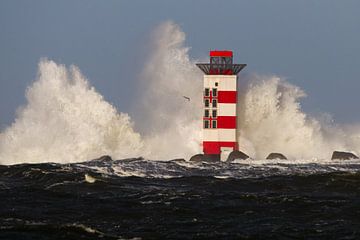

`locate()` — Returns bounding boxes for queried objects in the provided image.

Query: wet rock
[226,150,250,162]
[331,151,359,160]
[189,154,205,162]
[96,155,113,162]
[189,154,221,162]
[266,153,287,160]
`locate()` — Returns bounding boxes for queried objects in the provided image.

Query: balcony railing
[196,63,246,75]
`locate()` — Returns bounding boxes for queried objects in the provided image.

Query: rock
[190,151,250,162]
[96,155,113,162]
[331,151,359,160]
[266,153,287,160]
[189,154,221,162]
[226,150,250,162]
[203,155,220,162]
[189,154,205,162]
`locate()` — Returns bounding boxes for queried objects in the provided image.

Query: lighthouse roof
[210,50,233,57]
[196,50,246,75]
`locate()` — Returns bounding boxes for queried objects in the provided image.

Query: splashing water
[238,75,360,159]
[0,21,360,165]
[0,60,143,164]
[135,21,202,160]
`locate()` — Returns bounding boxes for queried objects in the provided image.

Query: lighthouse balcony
[196,63,246,75]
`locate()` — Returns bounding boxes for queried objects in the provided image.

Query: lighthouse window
[204,88,210,97]
[215,82,218,87]
[212,120,217,129]
[212,110,217,118]
[211,57,220,64]
[212,88,217,97]
[204,120,210,129]
[224,57,232,65]
[204,99,210,107]
[212,99,217,108]
[204,109,209,117]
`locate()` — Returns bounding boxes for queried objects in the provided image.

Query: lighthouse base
[189,151,250,162]
[204,154,220,162]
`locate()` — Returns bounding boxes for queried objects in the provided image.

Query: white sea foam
[134,21,202,160]
[237,75,360,159]
[0,21,360,165]
[0,60,143,164]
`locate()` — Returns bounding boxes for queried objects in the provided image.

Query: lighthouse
[196,50,246,161]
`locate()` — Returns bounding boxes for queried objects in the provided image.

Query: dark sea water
[1,157,360,239]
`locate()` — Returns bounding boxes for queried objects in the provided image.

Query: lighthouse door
[220,147,233,162]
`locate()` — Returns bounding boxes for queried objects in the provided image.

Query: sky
[1,0,360,129]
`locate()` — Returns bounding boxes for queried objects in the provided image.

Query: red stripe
[203,141,238,155]
[210,50,233,57]
[217,116,236,129]
[209,69,233,75]
[218,91,237,103]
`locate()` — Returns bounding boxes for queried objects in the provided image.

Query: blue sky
[1,0,360,128]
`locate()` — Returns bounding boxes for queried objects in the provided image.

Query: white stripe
[203,129,237,142]
[204,75,237,91]
[218,103,236,116]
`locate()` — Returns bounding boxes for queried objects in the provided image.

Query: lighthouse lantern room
[196,51,246,161]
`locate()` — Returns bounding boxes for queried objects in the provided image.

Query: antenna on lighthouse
[194,50,247,162]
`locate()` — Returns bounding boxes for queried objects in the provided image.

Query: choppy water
[1,157,360,239]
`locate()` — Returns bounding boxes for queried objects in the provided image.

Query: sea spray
[0,60,143,164]
[238,74,360,159]
[238,75,331,159]
[135,21,202,160]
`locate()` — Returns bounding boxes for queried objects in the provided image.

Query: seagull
[183,96,190,101]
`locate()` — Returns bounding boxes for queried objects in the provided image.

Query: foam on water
[77,158,360,179]
[1,21,360,165]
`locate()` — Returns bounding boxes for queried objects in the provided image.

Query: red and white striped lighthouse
[196,50,246,161]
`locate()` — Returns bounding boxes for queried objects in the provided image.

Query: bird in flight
[183,96,190,101]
